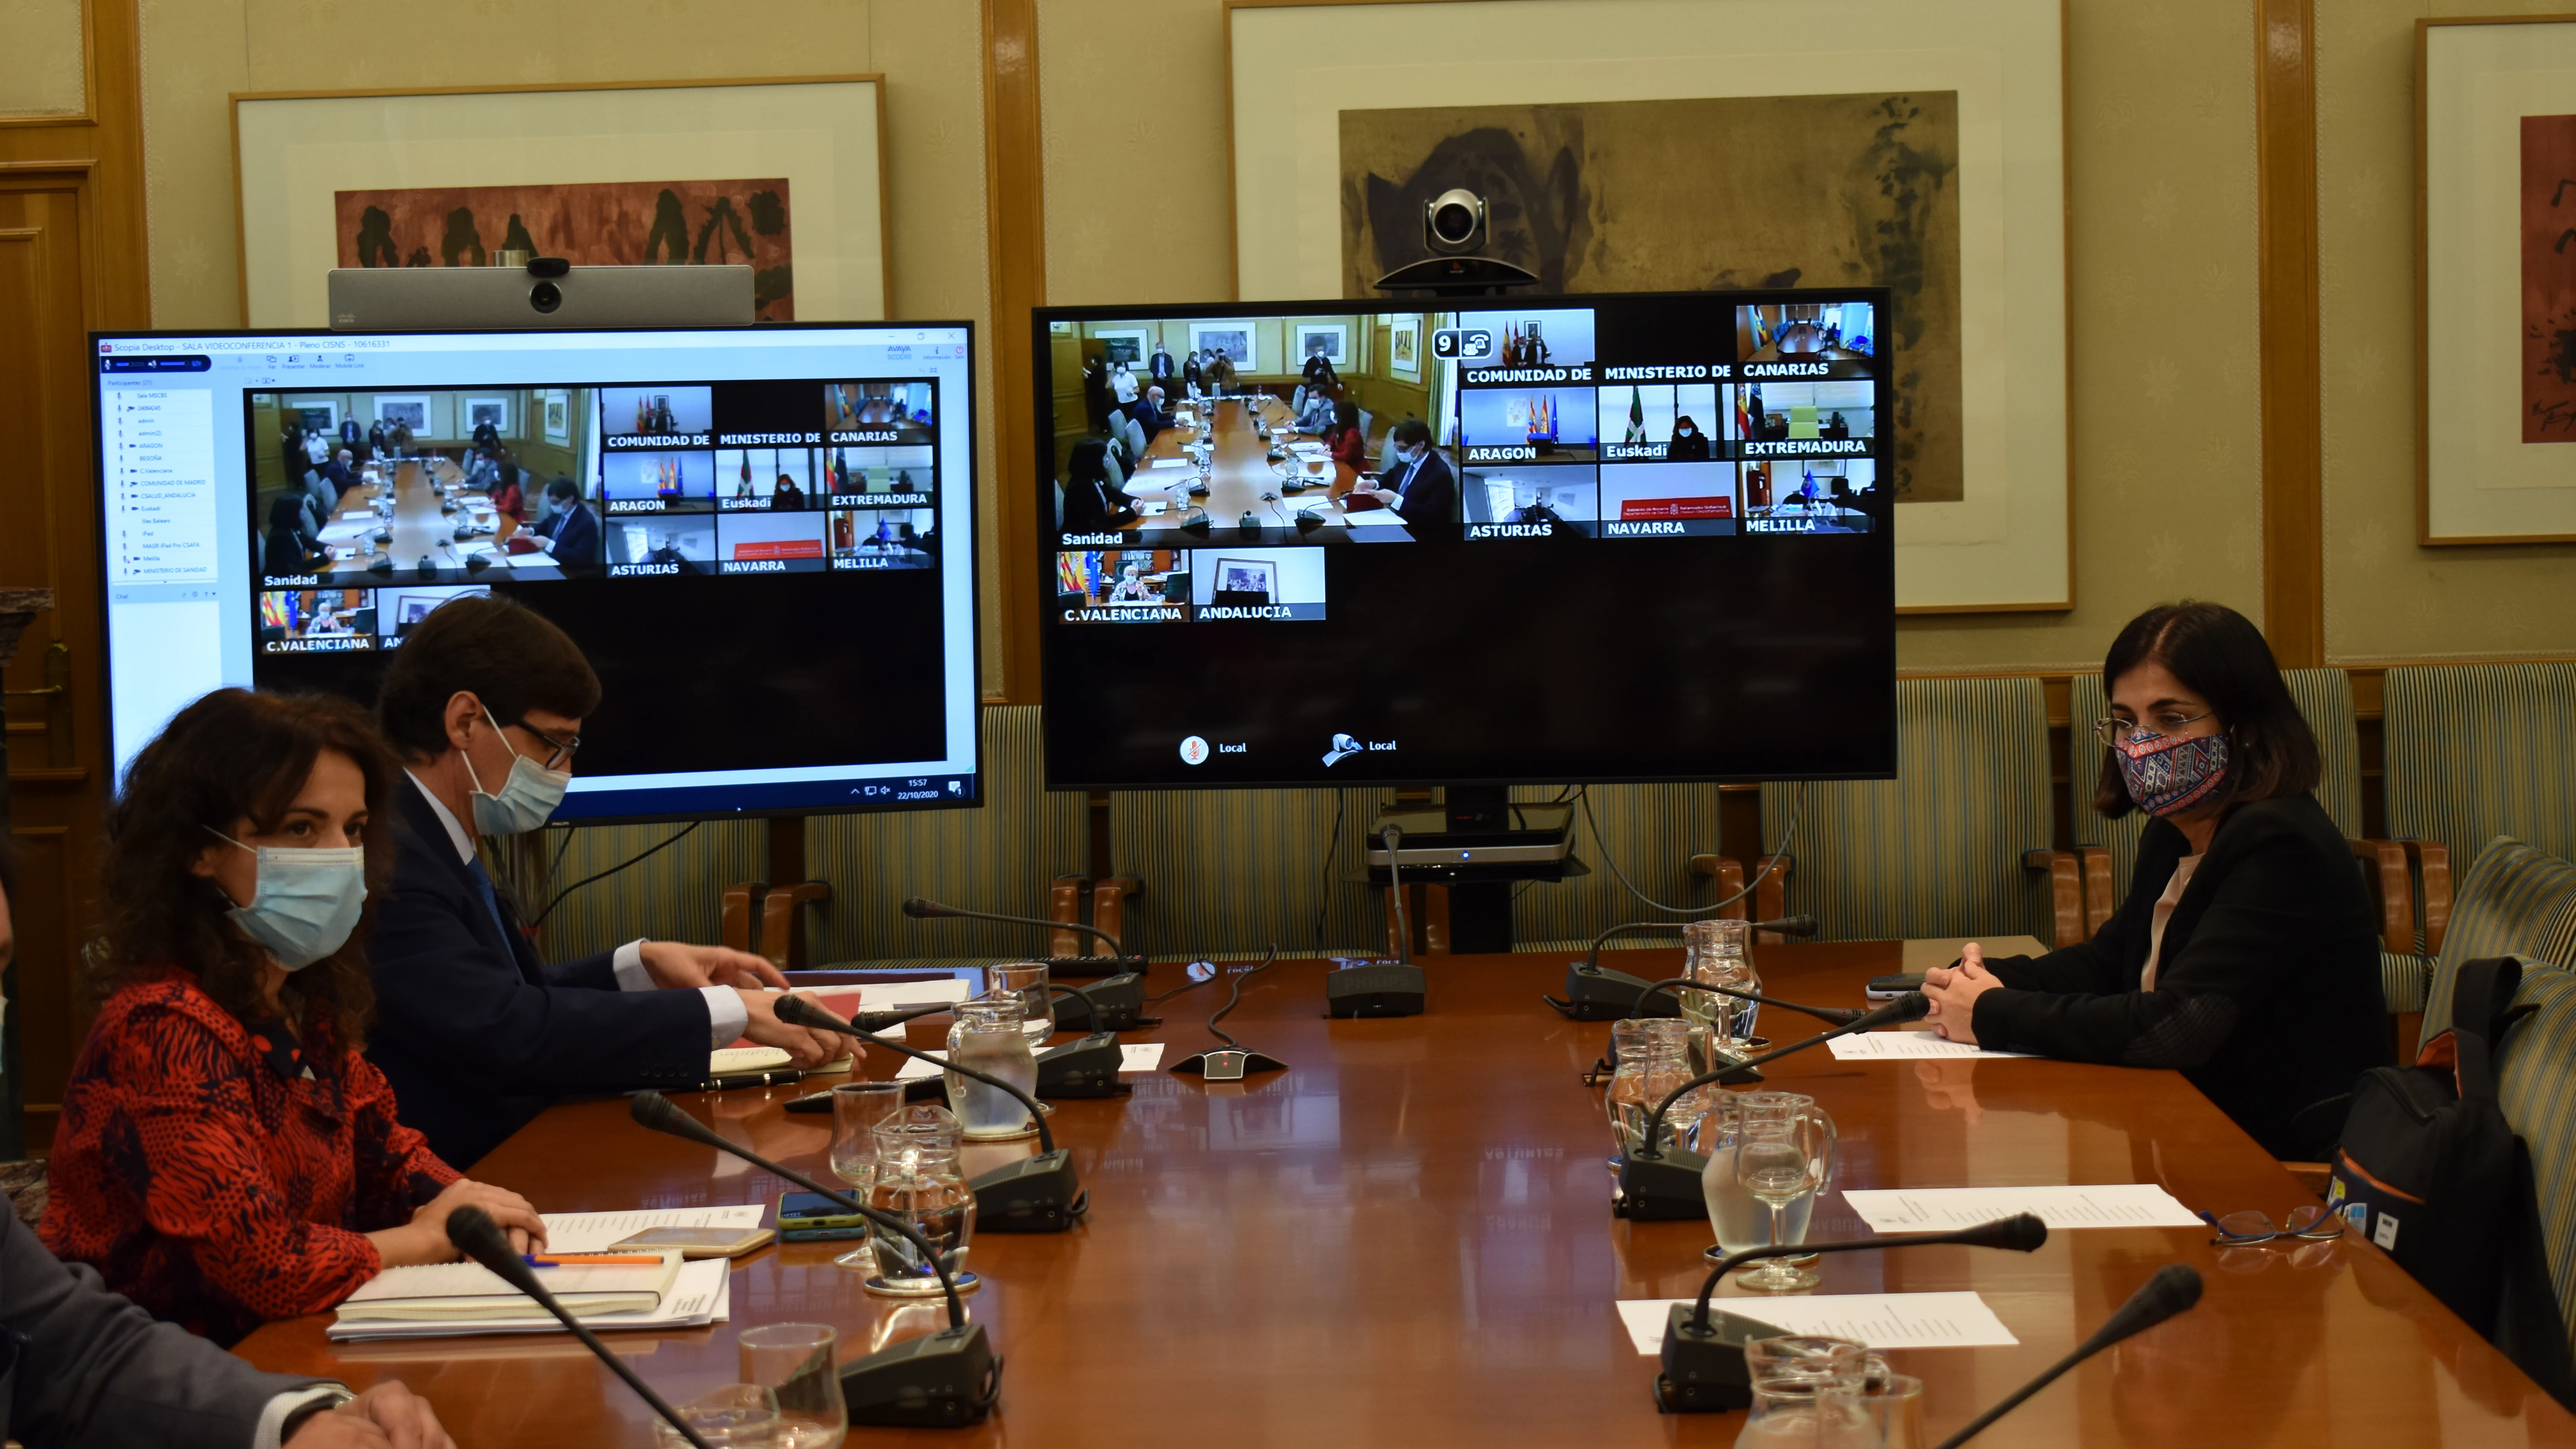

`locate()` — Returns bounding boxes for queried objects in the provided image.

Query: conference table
[1110,392,1408,547]
[314,456,563,583]
[235,945,2572,1446]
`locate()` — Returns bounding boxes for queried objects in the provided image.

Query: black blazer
[539,502,601,568]
[1973,793,2389,1158]
[1061,473,1135,533]
[1384,449,1458,529]
[365,782,708,1167]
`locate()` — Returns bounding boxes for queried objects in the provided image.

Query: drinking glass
[1605,1019,1697,1159]
[1866,1373,1927,1449]
[653,1384,780,1449]
[738,1324,847,1449]
[1683,918,1761,1052]
[1637,1018,1701,1151]
[827,1081,903,1271]
[1736,1337,1875,1449]
[982,963,1056,1040]
[867,1105,977,1296]
[945,999,1039,1139]
[1604,1019,1656,1167]
[1736,1097,1834,1292]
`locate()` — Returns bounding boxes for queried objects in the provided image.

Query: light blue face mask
[210,831,366,970]
[464,707,571,836]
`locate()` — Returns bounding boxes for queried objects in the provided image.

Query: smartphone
[607,1225,777,1258]
[778,1190,869,1243]
[1866,973,1926,1000]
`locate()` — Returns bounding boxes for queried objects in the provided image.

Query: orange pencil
[524,1253,664,1267]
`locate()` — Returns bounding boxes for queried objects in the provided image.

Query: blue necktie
[466,857,513,949]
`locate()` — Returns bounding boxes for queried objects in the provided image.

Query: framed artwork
[1088,328,1151,365]
[1296,323,1350,366]
[372,395,430,432]
[463,397,511,435]
[1227,0,2072,611]
[1214,556,1279,602]
[1388,317,1422,382]
[541,389,571,444]
[2420,19,2576,543]
[232,76,889,327]
[1189,322,1261,375]
[292,400,340,433]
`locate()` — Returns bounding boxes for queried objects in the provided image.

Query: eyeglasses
[511,721,582,770]
[2091,710,2216,748]
[2199,1205,2343,1245]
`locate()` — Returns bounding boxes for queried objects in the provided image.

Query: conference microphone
[1929,1264,2204,1449]
[624,1094,1000,1427]
[899,896,1149,1028]
[1329,827,1425,1018]
[815,993,1123,1099]
[776,994,1085,1233]
[445,1206,717,1449]
[1546,916,1819,1021]
[1613,994,1932,1221]
[1655,1214,2049,1413]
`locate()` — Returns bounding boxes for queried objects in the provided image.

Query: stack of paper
[1839,1184,2202,1232]
[327,1206,761,1342]
[1826,1031,2035,1061]
[337,1253,681,1324]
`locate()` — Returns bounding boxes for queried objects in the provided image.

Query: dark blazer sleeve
[0,1214,325,1449]
[1979,829,2174,996]
[370,814,709,1100]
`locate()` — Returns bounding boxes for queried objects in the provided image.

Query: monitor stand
[1442,785,1516,954]
[1369,786,1579,955]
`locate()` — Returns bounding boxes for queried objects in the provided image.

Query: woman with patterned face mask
[1919,601,2389,1160]
[41,688,548,1346]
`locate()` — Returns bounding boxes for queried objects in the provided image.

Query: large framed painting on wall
[2421,20,2576,544]
[1227,0,2071,612]
[232,76,890,328]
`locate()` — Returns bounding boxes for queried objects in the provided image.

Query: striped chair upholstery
[2386,663,2576,871]
[1510,782,1734,951]
[2417,838,2576,1044]
[805,705,1084,965]
[1755,677,2054,942]
[2488,957,2576,1382]
[2070,667,2366,914]
[1109,786,1383,959]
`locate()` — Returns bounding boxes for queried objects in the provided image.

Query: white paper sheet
[1120,1043,1166,1072]
[1826,1031,2035,1061]
[1148,457,1195,469]
[894,1049,948,1081]
[541,1204,768,1253]
[1839,1184,2202,1233]
[1615,1292,2018,1355]
[1343,508,1408,527]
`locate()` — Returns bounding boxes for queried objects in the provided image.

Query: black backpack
[2329,955,2574,1405]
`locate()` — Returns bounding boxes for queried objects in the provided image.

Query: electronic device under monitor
[1033,291,1894,788]
[92,322,980,821]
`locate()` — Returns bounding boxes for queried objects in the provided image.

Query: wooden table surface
[1115,393,1393,547]
[320,456,559,584]
[234,944,2576,1447]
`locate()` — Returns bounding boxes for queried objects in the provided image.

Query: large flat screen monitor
[1035,292,1893,789]
[94,322,980,822]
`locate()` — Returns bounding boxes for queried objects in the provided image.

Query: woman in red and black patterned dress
[41,688,548,1345]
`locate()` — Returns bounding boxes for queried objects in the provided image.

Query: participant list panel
[105,387,219,584]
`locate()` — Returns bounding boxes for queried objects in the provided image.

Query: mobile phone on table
[778,1190,870,1242]
[606,1225,777,1259]
[1866,973,1926,1000]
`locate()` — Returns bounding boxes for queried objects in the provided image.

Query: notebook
[337,1252,682,1323]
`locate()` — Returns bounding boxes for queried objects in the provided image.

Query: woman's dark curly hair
[92,688,393,1049]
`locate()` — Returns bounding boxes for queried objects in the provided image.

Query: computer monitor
[94,323,981,821]
[1034,292,1893,788]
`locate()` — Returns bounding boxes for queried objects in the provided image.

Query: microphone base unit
[1033,1032,1128,1097]
[1653,1304,1793,1413]
[1613,1142,1763,1221]
[1550,961,1686,1021]
[1324,962,1426,1018]
[1043,954,1148,981]
[1170,1048,1289,1081]
[1051,972,1149,1032]
[964,1148,1084,1233]
[841,1322,999,1428]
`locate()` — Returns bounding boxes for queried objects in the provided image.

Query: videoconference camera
[1424,188,1488,255]
[327,259,753,331]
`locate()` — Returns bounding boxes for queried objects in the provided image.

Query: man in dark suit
[338,413,365,458]
[1148,342,1176,380]
[0,849,456,1449]
[471,417,501,450]
[1130,385,1177,447]
[320,447,360,501]
[1352,419,1456,528]
[531,477,601,568]
[365,597,839,1166]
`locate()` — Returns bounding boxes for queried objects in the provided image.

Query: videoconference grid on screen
[1036,290,1895,790]
[96,324,981,821]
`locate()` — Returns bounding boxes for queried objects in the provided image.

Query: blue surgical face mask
[209,830,366,970]
[464,707,572,836]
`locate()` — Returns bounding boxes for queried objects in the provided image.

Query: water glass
[1605,1018,1697,1158]
[982,962,1056,1039]
[945,999,1039,1139]
[1866,1373,1927,1449]
[738,1323,847,1449]
[1683,917,1760,1050]
[827,1081,904,1270]
[868,1105,976,1295]
[653,1384,779,1448]
[1736,1094,1837,1292]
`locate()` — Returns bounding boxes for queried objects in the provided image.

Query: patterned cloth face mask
[2115,730,2231,817]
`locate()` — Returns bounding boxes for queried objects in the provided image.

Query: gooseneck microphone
[1330,826,1427,1018]
[1929,1264,2204,1448]
[1383,826,1411,966]
[1613,994,1931,1221]
[446,1206,715,1449]
[625,1094,1000,1427]
[776,994,1085,1233]
[1546,916,1818,1021]
[1654,1214,2048,1413]
[899,896,1148,1030]
[1622,976,1869,1027]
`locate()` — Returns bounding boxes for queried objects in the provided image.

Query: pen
[525,1253,665,1267]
